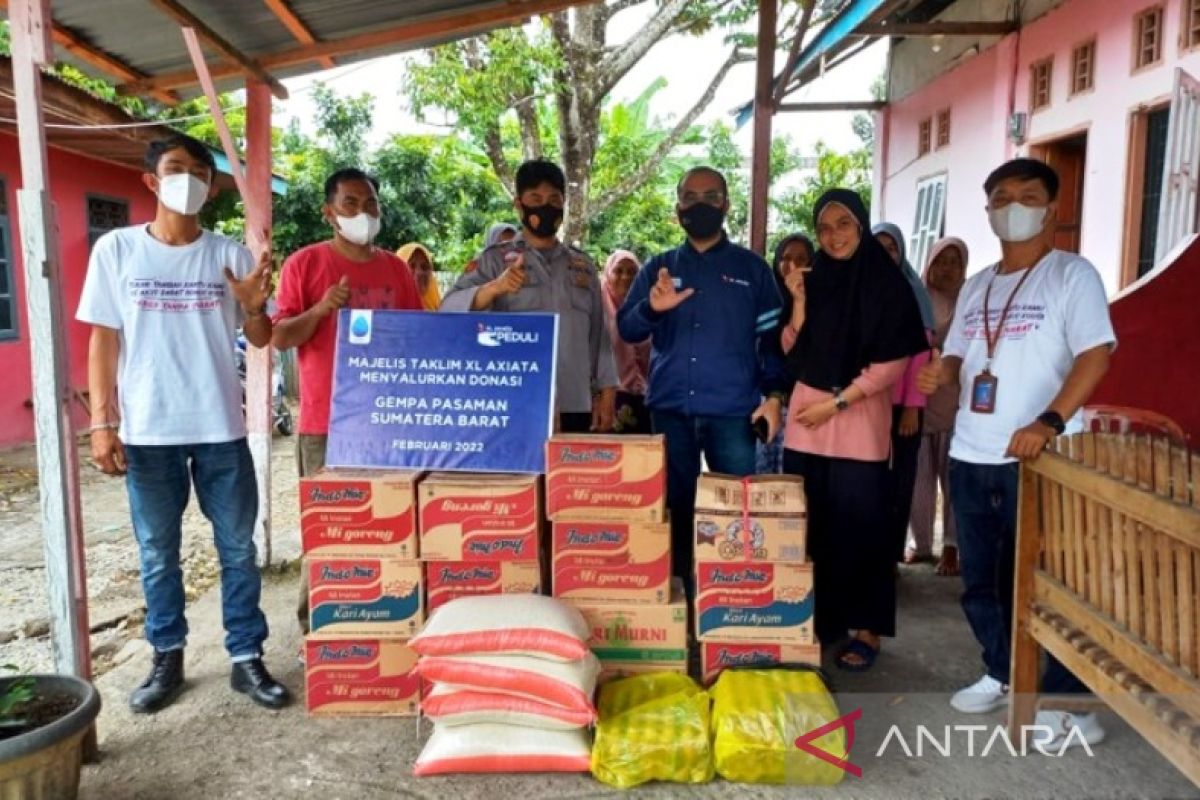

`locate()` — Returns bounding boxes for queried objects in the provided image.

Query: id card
[970,371,998,414]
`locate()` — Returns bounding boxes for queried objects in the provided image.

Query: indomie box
[545,435,666,522]
[300,470,421,558]
[418,473,541,561]
[304,638,421,716]
[551,520,671,603]
[565,580,687,663]
[424,560,541,613]
[694,561,814,644]
[699,641,821,684]
[307,557,424,638]
[694,473,806,563]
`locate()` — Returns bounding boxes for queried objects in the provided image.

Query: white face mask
[158,173,209,216]
[988,203,1048,242]
[335,212,381,246]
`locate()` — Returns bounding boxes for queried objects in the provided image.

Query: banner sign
[326,310,558,473]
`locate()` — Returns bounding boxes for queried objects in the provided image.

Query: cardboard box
[418,473,541,561]
[598,660,689,684]
[551,520,671,603]
[304,638,421,716]
[699,641,822,684]
[307,557,424,638]
[425,560,541,613]
[545,435,666,522]
[566,580,688,663]
[695,561,814,644]
[694,473,807,562]
[300,470,421,559]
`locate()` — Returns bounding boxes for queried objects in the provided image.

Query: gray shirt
[442,233,617,414]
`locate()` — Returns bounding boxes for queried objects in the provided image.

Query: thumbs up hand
[917,348,947,396]
[318,274,352,318]
[648,267,694,313]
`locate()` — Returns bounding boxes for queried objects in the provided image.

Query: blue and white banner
[326,310,558,473]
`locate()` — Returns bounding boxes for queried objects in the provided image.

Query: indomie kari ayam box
[694,561,814,644]
[300,469,421,559]
[693,473,807,563]
[699,641,822,684]
[307,557,424,638]
[417,472,541,561]
[304,638,421,716]
[424,560,541,613]
[545,435,666,522]
[551,520,671,603]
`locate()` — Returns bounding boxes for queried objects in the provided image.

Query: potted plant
[0,666,101,800]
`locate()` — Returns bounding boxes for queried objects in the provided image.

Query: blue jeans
[651,411,756,586]
[124,439,268,659]
[949,459,1081,693]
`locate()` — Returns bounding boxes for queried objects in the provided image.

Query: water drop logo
[348,310,373,345]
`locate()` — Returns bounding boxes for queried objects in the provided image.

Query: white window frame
[1154,67,1200,265]
[910,173,948,275]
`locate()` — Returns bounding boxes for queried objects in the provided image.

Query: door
[1154,67,1200,264]
[1034,134,1087,253]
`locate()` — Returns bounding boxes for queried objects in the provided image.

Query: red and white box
[418,473,540,561]
[545,435,666,522]
[694,473,807,563]
[304,638,421,716]
[551,520,671,604]
[300,470,421,559]
[699,641,821,684]
[307,557,424,638]
[694,561,814,644]
[424,560,541,613]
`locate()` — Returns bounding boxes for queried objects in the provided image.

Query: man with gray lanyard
[918,158,1115,752]
[442,159,617,432]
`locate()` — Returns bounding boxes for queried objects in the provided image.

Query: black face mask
[677,202,725,240]
[519,203,563,238]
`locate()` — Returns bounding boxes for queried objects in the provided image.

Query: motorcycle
[235,332,293,436]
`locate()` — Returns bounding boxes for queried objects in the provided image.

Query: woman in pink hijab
[602,249,651,433]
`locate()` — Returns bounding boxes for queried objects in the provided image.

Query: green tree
[773,139,872,237]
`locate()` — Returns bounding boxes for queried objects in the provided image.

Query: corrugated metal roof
[2,1,595,101]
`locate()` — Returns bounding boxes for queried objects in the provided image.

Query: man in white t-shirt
[77,134,291,713]
[919,158,1115,751]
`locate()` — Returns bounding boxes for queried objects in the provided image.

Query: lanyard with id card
[971,264,1037,414]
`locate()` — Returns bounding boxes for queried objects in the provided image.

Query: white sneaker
[1029,711,1105,754]
[950,674,1010,713]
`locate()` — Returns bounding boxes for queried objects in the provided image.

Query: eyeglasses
[679,190,726,207]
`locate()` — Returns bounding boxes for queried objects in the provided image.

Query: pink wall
[878,0,1200,292]
[0,134,157,447]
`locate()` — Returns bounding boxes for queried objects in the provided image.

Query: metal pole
[749,0,778,256]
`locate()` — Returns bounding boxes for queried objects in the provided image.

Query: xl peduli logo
[348,310,373,344]
[476,322,540,347]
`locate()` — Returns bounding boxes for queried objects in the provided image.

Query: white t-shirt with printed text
[76,225,253,446]
[943,249,1116,465]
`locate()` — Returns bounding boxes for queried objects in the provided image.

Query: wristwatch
[834,392,849,412]
[1037,410,1066,435]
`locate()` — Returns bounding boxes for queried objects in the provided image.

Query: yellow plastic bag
[710,668,847,785]
[590,672,714,789]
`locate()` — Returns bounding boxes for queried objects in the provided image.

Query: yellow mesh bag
[591,672,714,789]
[710,668,848,785]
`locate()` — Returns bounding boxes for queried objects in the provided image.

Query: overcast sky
[270,5,887,161]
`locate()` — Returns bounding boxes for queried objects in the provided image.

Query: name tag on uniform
[571,271,591,288]
[672,277,682,289]
[970,371,998,414]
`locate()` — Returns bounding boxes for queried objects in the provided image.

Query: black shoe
[231,658,291,709]
[129,649,185,714]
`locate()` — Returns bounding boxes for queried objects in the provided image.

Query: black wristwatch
[1037,411,1066,435]
[834,392,849,412]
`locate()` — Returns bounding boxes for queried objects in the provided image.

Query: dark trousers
[559,412,593,434]
[651,411,756,586]
[784,448,895,642]
[888,405,924,560]
[949,458,1083,692]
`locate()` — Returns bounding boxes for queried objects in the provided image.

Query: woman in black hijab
[779,189,928,671]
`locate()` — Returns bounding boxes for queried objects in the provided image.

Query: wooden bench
[1010,432,1200,786]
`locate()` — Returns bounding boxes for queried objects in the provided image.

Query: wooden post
[1009,463,1042,736]
[748,0,777,256]
[244,80,274,567]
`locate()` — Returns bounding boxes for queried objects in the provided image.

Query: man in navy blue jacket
[618,166,786,585]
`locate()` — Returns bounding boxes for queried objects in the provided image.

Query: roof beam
[0,0,179,104]
[856,21,1018,37]
[778,100,886,112]
[145,0,290,99]
[261,0,335,70]
[119,0,587,96]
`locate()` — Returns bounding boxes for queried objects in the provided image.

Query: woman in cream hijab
[397,242,440,311]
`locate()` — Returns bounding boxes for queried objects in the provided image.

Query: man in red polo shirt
[272,167,423,633]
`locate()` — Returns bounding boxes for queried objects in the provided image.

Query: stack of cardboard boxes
[300,470,424,716]
[692,473,819,684]
[545,435,687,682]
[417,472,543,612]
